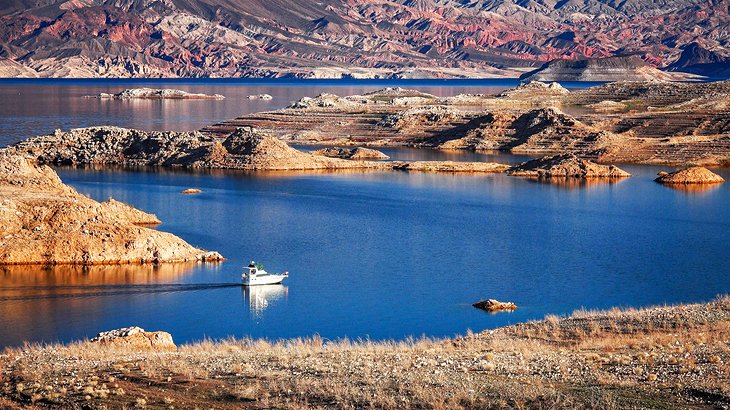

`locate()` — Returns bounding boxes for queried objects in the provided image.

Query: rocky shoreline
[203,82,730,167]
[4,126,510,174]
[1,297,727,408]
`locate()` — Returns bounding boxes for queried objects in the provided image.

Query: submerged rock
[508,154,631,178]
[312,147,390,160]
[87,88,224,100]
[655,166,725,184]
[90,327,176,351]
[473,299,517,312]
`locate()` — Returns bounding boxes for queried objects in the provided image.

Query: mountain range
[0,0,729,78]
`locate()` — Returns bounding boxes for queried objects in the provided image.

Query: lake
[0,80,728,348]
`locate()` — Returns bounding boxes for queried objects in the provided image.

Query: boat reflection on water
[242,284,288,319]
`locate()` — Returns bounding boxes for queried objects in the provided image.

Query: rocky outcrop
[473,299,517,312]
[508,154,631,179]
[520,56,692,82]
[498,81,569,99]
[312,147,390,160]
[0,153,223,265]
[288,93,357,109]
[378,106,462,131]
[86,88,224,100]
[90,327,176,351]
[435,108,621,156]
[655,167,725,184]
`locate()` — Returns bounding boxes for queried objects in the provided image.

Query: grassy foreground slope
[1,296,729,409]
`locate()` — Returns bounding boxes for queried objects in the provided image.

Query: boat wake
[0,283,243,301]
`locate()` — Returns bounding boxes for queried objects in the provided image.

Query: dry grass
[1,296,729,409]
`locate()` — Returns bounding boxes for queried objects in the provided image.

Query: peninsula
[0,153,222,265]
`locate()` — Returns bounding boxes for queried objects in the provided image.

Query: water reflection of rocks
[243,285,288,320]
[521,176,628,190]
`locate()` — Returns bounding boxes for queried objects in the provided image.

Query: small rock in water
[473,299,518,312]
[198,251,224,262]
[247,94,273,100]
[181,188,202,194]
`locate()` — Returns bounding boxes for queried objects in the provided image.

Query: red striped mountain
[0,0,728,78]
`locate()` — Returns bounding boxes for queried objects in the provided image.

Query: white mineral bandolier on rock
[242,261,288,286]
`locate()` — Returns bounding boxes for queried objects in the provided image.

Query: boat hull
[242,274,287,286]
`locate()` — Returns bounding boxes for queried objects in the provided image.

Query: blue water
[1,161,729,347]
[0,80,728,348]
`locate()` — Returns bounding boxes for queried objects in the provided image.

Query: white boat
[242,261,288,286]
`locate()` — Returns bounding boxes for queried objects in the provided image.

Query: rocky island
[86,88,225,100]
[655,167,725,185]
[0,153,222,265]
[508,154,631,179]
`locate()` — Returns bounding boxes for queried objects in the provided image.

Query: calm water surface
[0,80,727,347]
